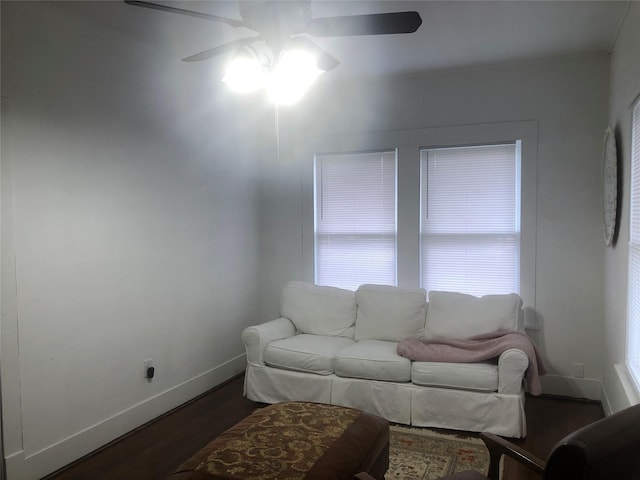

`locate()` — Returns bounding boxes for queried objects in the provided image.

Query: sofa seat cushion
[265,334,355,375]
[411,361,498,392]
[334,340,411,382]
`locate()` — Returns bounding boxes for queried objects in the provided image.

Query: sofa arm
[498,348,528,395]
[242,317,297,367]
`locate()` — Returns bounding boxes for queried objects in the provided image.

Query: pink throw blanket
[397,331,547,395]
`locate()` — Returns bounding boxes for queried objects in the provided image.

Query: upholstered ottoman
[168,401,390,480]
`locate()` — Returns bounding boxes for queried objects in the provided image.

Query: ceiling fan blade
[306,11,422,37]
[182,36,263,63]
[124,1,245,28]
[287,37,340,72]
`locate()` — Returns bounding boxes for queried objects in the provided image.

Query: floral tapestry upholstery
[169,401,390,480]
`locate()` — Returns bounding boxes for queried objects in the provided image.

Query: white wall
[603,2,640,414]
[1,2,267,478]
[259,53,609,400]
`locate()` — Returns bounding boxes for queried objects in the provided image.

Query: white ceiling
[310,0,630,77]
[55,0,631,79]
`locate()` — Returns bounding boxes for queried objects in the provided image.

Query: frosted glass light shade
[266,50,322,105]
[222,56,265,93]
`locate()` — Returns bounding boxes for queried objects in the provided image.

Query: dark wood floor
[43,374,604,480]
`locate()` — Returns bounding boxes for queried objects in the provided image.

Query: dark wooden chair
[357,402,640,480]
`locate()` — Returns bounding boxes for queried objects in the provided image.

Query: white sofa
[242,282,530,437]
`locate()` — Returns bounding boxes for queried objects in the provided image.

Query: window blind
[420,143,520,296]
[628,100,640,391]
[314,150,397,290]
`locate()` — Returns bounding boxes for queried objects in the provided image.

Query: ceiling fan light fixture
[126,1,423,102]
[266,49,322,105]
[222,48,266,93]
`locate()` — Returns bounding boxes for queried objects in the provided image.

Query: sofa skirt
[244,364,527,437]
[410,388,526,437]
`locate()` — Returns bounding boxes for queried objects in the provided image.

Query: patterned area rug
[387,425,490,479]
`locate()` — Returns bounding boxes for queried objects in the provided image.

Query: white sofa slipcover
[243,282,530,437]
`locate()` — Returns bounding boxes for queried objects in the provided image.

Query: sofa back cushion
[355,284,428,341]
[280,281,356,337]
[425,291,523,340]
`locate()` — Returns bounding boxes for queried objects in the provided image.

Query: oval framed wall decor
[602,126,618,247]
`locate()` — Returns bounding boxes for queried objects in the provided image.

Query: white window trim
[300,121,538,311]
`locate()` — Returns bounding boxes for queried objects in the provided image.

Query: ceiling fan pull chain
[275,103,280,161]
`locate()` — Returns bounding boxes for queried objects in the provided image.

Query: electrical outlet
[573,362,584,379]
[144,358,154,380]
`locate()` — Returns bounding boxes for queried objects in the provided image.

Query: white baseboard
[539,374,602,401]
[5,354,247,480]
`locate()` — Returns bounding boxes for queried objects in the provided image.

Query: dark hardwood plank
[43,376,604,480]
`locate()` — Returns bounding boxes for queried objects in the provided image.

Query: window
[314,150,397,290]
[305,121,536,305]
[628,99,640,391]
[420,143,520,296]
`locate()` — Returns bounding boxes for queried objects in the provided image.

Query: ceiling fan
[124,0,423,71]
